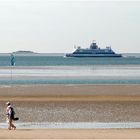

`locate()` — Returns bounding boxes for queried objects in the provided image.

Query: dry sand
[1,128,140,139]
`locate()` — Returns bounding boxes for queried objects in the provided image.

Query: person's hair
[6,102,11,106]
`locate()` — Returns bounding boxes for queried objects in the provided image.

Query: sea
[0,53,140,84]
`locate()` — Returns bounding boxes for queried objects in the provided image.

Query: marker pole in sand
[10,53,15,84]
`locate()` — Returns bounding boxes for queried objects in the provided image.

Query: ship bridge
[90,42,98,49]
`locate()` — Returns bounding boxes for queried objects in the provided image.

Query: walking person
[6,102,16,130]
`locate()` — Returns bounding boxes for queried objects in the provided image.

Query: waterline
[1,122,140,129]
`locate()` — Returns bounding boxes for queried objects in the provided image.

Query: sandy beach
[1,128,140,139]
[0,84,140,139]
[0,84,140,101]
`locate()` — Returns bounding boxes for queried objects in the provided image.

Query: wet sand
[1,101,140,122]
[0,84,140,139]
[0,84,140,98]
[0,84,140,122]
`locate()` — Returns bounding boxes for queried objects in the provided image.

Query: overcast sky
[0,0,140,53]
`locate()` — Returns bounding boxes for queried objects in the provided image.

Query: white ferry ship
[66,41,122,57]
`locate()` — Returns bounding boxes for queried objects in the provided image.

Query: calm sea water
[0,53,140,66]
[0,53,140,84]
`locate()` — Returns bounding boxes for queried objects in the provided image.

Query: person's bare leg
[10,120,16,129]
[8,119,12,130]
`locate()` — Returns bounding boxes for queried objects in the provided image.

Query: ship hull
[65,53,122,57]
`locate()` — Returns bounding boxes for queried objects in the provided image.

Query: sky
[0,0,140,53]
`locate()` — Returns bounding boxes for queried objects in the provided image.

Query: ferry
[65,41,122,57]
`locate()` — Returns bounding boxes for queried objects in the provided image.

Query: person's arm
[8,108,12,118]
[6,107,9,115]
